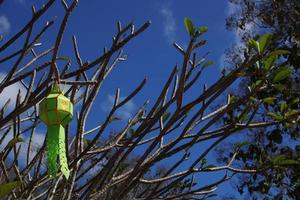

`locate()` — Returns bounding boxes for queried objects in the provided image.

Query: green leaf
[285,109,299,117]
[263,97,276,105]
[270,49,290,57]
[272,155,300,166]
[250,80,263,90]
[254,79,263,87]
[234,141,253,149]
[271,155,286,164]
[193,40,206,49]
[263,55,277,71]
[198,26,208,33]
[184,17,194,36]
[5,137,24,149]
[272,66,292,83]
[290,98,300,106]
[249,96,257,102]
[273,83,286,92]
[278,159,300,166]
[0,181,22,199]
[280,101,288,113]
[267,112,284,120]
[229,95,237,103]
[248,39,260,52]
[202,60,214,68]
[237,106,251,123]
[284,122,292,128]
[257,33,272,54]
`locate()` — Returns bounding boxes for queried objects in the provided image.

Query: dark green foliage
[219,0,300,198]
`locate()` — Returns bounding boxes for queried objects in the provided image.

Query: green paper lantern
[39,82,73,179]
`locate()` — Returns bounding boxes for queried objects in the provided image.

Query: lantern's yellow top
[39,82,73,127]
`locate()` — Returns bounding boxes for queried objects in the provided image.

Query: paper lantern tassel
[39,82,73,179]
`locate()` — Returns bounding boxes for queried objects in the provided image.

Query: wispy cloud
[25,131,45,162]
[0,129,45,168]
[227,2,238,16]
[101,95,136,119]
[0,72,43,167]
[0,73,26,111]
[0,16,11,35]
[226,2,255,44]
[218,2,256,69]
[160,3,176,43]
[226,2,241,44]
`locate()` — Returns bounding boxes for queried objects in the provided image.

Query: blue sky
[0,0,244,198]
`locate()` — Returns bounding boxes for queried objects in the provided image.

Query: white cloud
[0,73,26,111]
[101,94,136,119]
[0,129,45,168]
[218,2,256,70]
[27,131,45,157]
[226,2,241,44]
[226,2,255,45]
[160,3,176,43]
[0,16,10,35]
[0,72,44,167]
[226,2,238,16]
[235,23,255,44]
[20,131,45,165]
